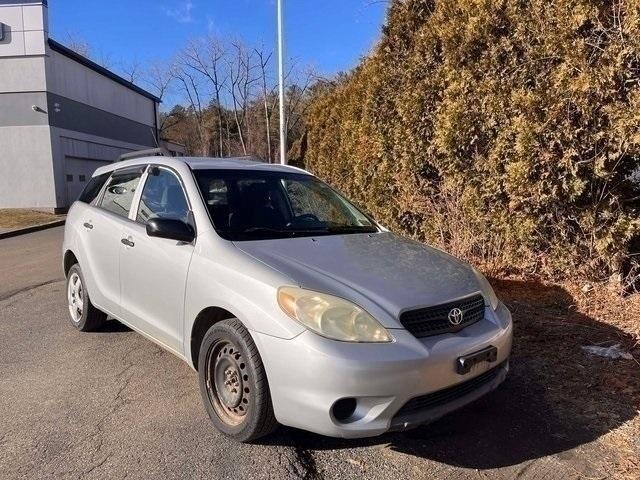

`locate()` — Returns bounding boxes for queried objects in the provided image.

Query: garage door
[64,157,111,206]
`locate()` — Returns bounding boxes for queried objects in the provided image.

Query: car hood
[233,232,483,329]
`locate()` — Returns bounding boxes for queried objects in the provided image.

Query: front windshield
[193,169,378,241]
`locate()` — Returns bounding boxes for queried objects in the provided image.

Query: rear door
[80,166,145,317]
[119,166,195,354]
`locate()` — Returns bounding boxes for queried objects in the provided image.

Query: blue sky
[49,0,387,79]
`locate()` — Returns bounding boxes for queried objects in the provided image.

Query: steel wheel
[198,319,278,441]
[205,339,251,426]
[67,272,84,323]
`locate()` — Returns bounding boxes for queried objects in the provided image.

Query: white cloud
[165,0,195,23]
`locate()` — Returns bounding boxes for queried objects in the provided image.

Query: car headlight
[472,268,500,310]
[277,286,392,343]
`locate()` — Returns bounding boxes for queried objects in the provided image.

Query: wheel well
[63,250,78,277]
[191,307,236,370]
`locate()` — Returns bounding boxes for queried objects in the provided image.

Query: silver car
[62,154,512,441]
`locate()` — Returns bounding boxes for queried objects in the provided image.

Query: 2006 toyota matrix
[62,154,512,441]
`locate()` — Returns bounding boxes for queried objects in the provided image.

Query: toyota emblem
[448,308,464,326]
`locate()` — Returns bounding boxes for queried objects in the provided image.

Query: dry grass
[0,209,61,231]
[568,283,640,480]
[494,277,640,478]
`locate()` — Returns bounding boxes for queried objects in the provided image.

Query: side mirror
[146,218,195,243]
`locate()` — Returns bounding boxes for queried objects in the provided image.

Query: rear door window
[99,167,145,218]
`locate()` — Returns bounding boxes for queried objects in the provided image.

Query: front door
[119,166,194,354]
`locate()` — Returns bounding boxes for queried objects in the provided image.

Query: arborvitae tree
[305,0,640,282]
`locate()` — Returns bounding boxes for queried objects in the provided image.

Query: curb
[0,219,66,240]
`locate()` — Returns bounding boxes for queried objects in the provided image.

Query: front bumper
[252,302,513,438]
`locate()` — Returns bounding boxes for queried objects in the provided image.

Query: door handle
[121,238,135,247]
[83,222,93,230]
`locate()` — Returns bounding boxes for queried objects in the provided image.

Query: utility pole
[277,0,287,165]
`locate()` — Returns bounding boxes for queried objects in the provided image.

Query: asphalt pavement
[0,226,64,301]
[0,227,616,479]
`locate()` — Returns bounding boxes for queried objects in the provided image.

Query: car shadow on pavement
[265,280,639,470]
[93,319,133,333]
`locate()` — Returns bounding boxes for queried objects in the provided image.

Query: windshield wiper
[235,227,327,237]
[229,225,378,239]
[237,227,296,236]
[325,225,379,234]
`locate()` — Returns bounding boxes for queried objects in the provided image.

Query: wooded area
[160,37,313,162]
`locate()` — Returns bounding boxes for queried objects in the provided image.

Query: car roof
[93,156,312,177]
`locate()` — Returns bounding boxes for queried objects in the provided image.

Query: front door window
[136,167,190,225]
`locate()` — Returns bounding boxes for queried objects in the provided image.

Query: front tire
[198,319,278,442]
[66,264,107,332]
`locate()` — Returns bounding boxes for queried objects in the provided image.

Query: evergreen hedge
[305,0,640,281]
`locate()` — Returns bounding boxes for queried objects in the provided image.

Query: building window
[66,175,73,182]
[79,175,86,182]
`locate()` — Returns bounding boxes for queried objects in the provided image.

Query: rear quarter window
[78,173,110,205]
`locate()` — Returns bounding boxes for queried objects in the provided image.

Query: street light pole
[277,0,287,165]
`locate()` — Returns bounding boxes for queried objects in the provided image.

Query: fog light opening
[332,398,357,423]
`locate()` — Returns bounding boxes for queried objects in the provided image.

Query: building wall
[0,126,57,208]
[44,48,159,209]
[0,1,160,210]
[0,0,47,58]
[0,1,56,209]
[0,56,47,92]
[45,49,157,128]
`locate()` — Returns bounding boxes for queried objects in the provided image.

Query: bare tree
[207,39,228,157]
[120,57,143,84]
[62,31,113,68]
[63,32,92,58]
[143,62,176,133]
[255,47,274,163]
[145,62,173,101]
[226,42,256,155]
[285,67,316,138]
[181,37,228,157]
[172,58,210,156]
[162,36,315,161]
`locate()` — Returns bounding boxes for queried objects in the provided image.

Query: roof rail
[118,147,171,162]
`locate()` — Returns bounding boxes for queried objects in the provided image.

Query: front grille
[399,294,485,338]
[395,361,506,418]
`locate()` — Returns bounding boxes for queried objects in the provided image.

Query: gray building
[0,0,162,212]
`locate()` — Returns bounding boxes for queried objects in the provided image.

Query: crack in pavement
[80,452,114,478]
[0,279,63,302]
[37,345,139,479]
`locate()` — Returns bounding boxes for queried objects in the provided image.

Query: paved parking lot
[0,228,626,479]
[0,227,63,301]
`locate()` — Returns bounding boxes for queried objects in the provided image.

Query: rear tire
[198,319,279,442]
[66,264,107,332]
